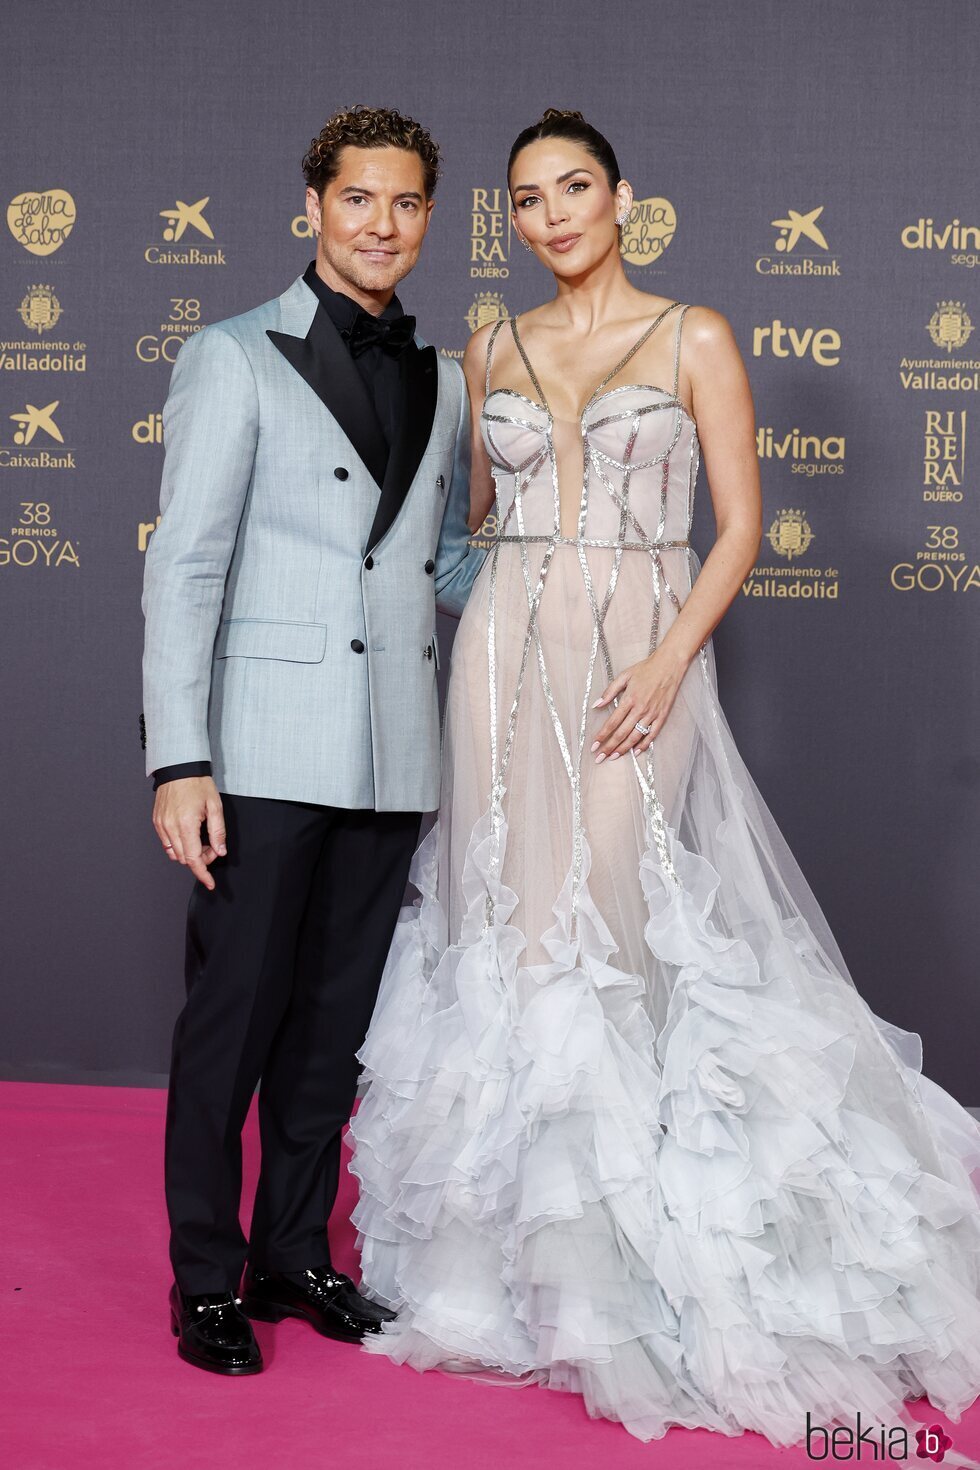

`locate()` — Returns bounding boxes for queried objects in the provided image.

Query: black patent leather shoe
[241,1265,396,1344]
[169,1283,263,1375]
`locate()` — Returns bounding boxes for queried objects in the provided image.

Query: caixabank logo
[755,205,841,277]
[145,198,225,265]
[6,189,76,255]
[0,398,76,469]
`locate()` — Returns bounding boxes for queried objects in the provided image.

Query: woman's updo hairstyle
[507,108,621,196]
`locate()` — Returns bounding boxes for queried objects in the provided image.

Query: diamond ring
[633,721,652,736]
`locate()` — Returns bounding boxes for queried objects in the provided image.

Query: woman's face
[509,137,631,277]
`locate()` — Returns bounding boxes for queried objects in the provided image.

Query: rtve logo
[752,320,841,366]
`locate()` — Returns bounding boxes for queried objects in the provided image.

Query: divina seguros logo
[901,216,980,269]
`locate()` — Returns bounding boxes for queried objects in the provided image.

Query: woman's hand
[591,645,690,762]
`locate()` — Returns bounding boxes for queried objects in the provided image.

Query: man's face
[306,145,434,307]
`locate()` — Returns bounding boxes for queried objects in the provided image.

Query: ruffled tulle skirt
[347,545,980,1448]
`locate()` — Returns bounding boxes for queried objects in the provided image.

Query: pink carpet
[1,1081,977,1470]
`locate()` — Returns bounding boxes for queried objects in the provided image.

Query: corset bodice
[479,303,700,549]
[481,382,699,545]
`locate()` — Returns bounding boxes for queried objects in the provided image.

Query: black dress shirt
[301,258,410,455]
[150,263,413,791]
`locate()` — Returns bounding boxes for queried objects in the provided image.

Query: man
[141,105,484,1376]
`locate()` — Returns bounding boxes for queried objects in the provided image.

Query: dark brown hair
[303,105,441,199]
[507,108,621,197]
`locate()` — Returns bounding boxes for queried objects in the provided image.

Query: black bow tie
[347,309,416,359]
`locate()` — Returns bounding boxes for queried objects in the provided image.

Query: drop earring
[518,233,532,251]
[615,209,629,227]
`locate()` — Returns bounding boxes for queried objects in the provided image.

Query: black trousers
[163,791,421,1295]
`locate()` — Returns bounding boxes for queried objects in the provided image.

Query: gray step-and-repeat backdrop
[1,1,977,1099]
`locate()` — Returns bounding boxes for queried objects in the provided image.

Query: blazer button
[364,555,374,570]
[350,638,365,654]
[334,466,349,481]
[424,559,435,574]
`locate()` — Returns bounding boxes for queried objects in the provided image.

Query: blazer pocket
[214,618,327,662]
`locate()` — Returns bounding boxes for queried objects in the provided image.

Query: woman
[348,109,980,1448]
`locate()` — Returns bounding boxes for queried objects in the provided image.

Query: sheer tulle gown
[348,304,980,1447]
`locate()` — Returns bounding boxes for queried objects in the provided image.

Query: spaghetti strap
[485,317,507,398]
[508,301,686,418]
[671,303,690,399]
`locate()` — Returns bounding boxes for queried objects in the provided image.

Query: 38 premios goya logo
[0,499,79,569]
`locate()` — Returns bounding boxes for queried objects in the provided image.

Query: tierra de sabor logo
[900,302,980,391]
[0,399,76,469]
[620,198,675,268]
[6,190,76,256]
[136,297,204,364]
[1,499,78,569]
[890,524,979,593]
[922,409,967,503]
[146,199,225,265]
[901,216,980,269]
[756,425,845,476]
[752,320,841,366]
[1,285,87,374]
[742,507,840,600]
[756,205,841,277]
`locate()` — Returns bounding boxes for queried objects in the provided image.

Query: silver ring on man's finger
[164,843,174,849]
[633,721,652,735]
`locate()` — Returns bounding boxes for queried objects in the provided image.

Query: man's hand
[152,777,227,891]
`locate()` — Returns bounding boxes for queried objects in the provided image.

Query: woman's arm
[592,307,763,760]
[658,306,763,664]
[461,322,498,534]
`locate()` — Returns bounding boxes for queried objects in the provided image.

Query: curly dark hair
[303,105,441,199]
[508,107,621,196]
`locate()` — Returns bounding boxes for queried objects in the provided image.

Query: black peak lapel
[267,306,388,488]
[366,345,439,555]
